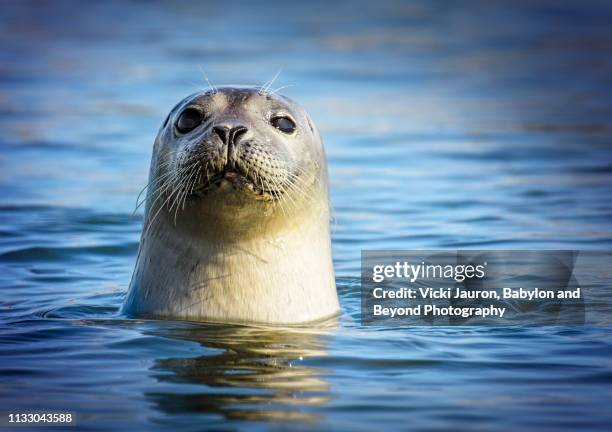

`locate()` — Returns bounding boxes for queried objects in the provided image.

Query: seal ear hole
[176,107,203,134]
[271,116,296,134]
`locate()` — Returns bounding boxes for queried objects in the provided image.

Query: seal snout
[212,120,250,172]
[183,118,288,200]
[212,124,248,148]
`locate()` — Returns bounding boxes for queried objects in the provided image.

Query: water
[2,1,612,430]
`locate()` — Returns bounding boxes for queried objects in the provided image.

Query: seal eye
[271,116,296,134]
[176,108,203,133]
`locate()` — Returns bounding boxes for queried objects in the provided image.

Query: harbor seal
[123,87,339,324]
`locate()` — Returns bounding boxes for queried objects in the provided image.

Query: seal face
[124,87,339,324]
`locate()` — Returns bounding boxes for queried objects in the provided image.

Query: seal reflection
[146,320,335,422]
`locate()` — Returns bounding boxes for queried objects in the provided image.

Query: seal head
[124,87,339,324]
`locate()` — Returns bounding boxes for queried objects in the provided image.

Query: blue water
[2,1,612,430]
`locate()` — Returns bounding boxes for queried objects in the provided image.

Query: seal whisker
[173,171,192,225]
[269,84,294,96]
[144,173,179,215]
[181,164,200,209]
[135,165,179,210]
[139,169,182,218]
[272,173,297,213]
[291,167,320,193]
[132,150,181,215]
[170,158,201,224]
[199,65,217,94]
[143,162,194,235]
[266,174,288,216]
[155,169,184,214]
[142,180,181,238]
[281,166,316,193]
[171,174,188,225]
[145,177,185,233]
[132,169,177,217]
[290,175,318,199]
[280,171,318,212]
[184,165,201,207]
[259,68,282,95]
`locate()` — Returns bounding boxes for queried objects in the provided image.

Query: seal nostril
[213,125,247,145]
[230,126,248,144]
[213,126,230,144]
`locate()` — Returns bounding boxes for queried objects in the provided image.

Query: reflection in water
[146,321,335,422]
